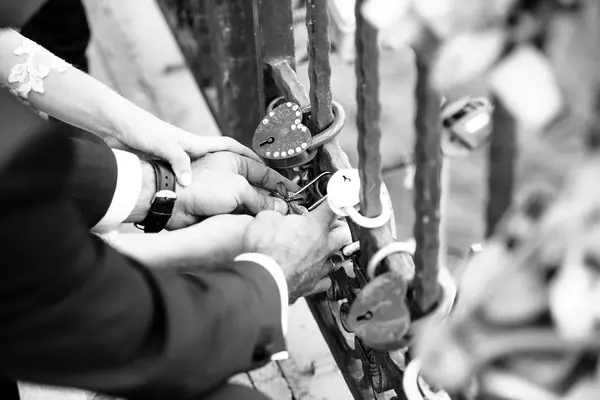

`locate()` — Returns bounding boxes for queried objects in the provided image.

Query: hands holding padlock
[242,201,352,304]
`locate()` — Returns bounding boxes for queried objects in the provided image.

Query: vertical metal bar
[257,2,377,398]
[305,0,334,132]
[486,97,517,237]
[206,0,264,147]
[355,0,383,221]
[254,0,296,108]
[352,1,409,286]
[411,30,443,315]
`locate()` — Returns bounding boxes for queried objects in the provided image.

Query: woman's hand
[0,28,261,188]
[114,114,262,187]
[110,215,254,271]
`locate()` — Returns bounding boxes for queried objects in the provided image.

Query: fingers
[182,135,263,163]
[309,200,339,227]
[254,209,284,223]
[159,140,193,186]
[237,157,301,192]
[329,224,353,252]
[252,186,272,197]
[237,182,290,215]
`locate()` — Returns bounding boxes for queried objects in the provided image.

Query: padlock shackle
[308,101,346,150]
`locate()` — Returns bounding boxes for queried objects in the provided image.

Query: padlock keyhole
[342,175,351,182]
[259,137,275,147]
[356,311,373,322]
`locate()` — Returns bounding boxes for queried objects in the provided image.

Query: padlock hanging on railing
[252,100,346,170]
[326,168,396,232]
[440,96,494,158]
[401,96,494,191]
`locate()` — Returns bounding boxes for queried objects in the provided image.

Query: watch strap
[136,160,177,233]
[151,160,176,192]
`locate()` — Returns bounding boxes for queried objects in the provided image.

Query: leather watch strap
[136,160,177,233]
[151,160,176,192]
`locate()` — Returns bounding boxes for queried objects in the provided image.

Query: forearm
[0,112,287,396]
[0,28,162,140]
[100,214,252,271]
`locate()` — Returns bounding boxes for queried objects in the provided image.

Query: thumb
[160,141,193,187]
[239,185,289,215]
[309,200,339,227]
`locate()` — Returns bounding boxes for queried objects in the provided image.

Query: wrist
[125,161,155,224]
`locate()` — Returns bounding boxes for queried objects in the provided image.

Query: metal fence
[157,1,516,398]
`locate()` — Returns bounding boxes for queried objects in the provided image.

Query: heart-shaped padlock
[252,102,316,169]
[348,271,411,350]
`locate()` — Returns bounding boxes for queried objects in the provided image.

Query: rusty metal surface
[486,97,517,237]
[261,3,381,398]
[267,60,311,111]
[254,0,297,109]
[355,0,383,221]
[205,0,264,147]
[348,272,411,350]
[354,0,409,290]
[255,0,296,67]
[411,30,443,316]
[305,0,334,132]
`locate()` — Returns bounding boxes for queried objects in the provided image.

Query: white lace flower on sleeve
[5,38,71,99]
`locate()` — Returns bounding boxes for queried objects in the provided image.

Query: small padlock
[441,97,494,158]
[327,168,394,229]
[326,168,361,216]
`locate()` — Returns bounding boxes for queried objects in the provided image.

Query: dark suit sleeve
[66,135,119,228]
[0,91,285,400]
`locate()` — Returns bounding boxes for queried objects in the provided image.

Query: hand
[242,202,352,303]
[167,152,300,229]
[109,215,254,271]
[114,113,262,186]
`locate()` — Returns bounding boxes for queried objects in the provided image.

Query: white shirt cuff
[91,149,143,233]
[234,253,289,361]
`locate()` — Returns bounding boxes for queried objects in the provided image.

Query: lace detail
[6,38,71,99]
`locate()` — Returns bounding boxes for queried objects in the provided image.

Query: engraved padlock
[441,97,493,158]
[252,101,317,169]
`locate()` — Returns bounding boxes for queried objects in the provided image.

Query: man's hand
[242,202,352,303]
[167,152,300,229]
[126,151,300,229]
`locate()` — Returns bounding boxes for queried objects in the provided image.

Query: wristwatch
[135,160,177,233]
